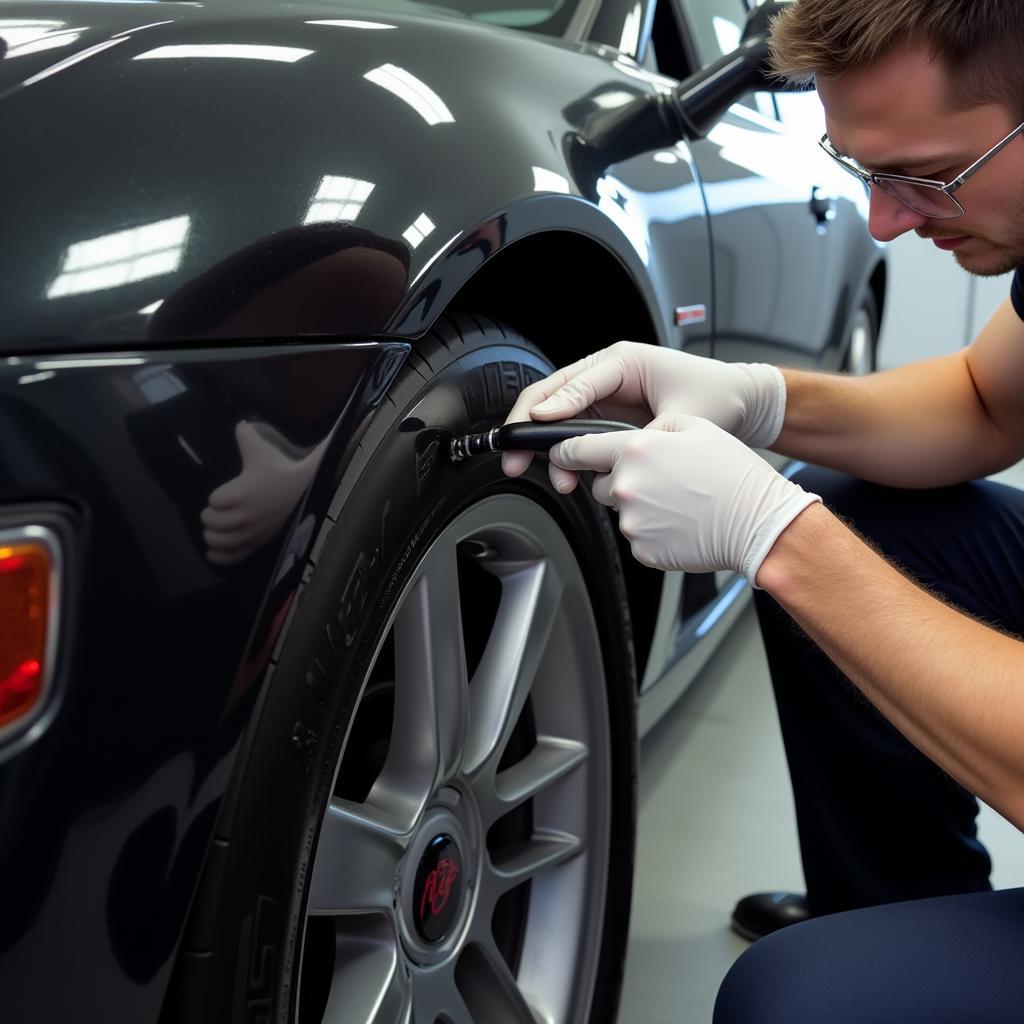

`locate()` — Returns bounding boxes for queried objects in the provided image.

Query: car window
[675,0,776,117]
[649,0,773,117]
[680,0,746,67]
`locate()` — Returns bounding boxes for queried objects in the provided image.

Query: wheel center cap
[413,833,463,943]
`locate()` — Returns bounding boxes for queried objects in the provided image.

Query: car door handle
[810,187,837,226]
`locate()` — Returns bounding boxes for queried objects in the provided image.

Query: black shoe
[730,892,811,942]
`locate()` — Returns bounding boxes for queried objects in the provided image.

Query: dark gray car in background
[0,0,883,1020]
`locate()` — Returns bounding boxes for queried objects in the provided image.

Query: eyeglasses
[819,120,1024,219]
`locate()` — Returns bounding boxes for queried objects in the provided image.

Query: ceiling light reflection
[618,2,642,56]
[593,90,636,110]
[597,176,649,263]
[711,15,741,56]
[17,371,56,386]
[111,20,175,39]
[532,167,570,194]
[0,19,64,49]
[304,176,375,224]
[402,213,435,249]
[36,358,146,370]
[5,28,81,58]
[48,215,190,299]
[135,44,313,63]
[307,20,396,30]
[364,64,454,125]
[22,36,125,87]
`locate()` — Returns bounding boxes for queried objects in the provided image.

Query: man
[502,0,1024,1017]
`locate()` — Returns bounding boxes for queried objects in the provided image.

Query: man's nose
[867,183,929,241]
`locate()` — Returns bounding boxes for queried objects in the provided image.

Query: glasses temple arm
[950,121,1024,189]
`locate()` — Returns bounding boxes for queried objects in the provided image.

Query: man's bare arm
[772,297,1024,487]
[757,502,1024,830]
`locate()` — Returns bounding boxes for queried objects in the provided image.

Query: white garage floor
[618,461,1024,1024]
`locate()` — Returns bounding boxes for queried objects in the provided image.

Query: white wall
[877,235,1013,369]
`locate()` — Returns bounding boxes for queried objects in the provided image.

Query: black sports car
[0,0,883,1020]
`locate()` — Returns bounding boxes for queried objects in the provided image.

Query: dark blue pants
[715,466,1024,1021]
[715,887,1024,1023]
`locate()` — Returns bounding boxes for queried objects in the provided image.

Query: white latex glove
[501,341,786,493]
[549,415,820,585]
[201,421,326,566]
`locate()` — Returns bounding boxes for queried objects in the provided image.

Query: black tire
[842,289,879,375]
[163,315,637,1024]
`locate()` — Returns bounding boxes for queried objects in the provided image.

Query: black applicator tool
[449,419,637,463]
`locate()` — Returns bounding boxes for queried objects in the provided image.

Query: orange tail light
[0,540,54,731]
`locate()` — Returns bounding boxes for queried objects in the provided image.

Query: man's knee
[715,914,887,1024]
[713,931,816,1024]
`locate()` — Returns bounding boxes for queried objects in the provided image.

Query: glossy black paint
[0,339,407,1020]
[0,0,885,1018]
[0,0,712,353]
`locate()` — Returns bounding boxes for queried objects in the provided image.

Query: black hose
[449,419,636,462]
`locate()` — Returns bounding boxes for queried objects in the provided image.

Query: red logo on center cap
[419,857,459,920]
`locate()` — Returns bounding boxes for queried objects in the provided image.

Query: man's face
[818,42,1024,276]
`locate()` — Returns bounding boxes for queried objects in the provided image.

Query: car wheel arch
[429,230,668,686]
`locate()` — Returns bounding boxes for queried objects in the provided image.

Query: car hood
[0,0,482,95]
[1,0,676,351]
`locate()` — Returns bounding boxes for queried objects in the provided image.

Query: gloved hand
[501,341,786,493]
[201,421,326,566]
[549,415,820,585]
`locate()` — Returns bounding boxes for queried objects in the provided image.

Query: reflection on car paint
[597,174,651,263]
[1,4,712,349]
[134,43,314,63]
[306,19,398,31]
[532,166,572,194]
[21,35,126,87]
[402,213,437,248]
[303,176,376,225]
[47,215,191,299]
[364,63,455,125]
[2,23,81,58]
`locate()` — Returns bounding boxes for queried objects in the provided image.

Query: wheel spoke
[490,736,587,822]
[376,538,469,820]
[321,916,411,1024]
[488,829,583,896]
[308,799,409,915]
[463,561,563,777]
[305,494,615,1024]
[412,964,475,1024]
[456,940,540,1024]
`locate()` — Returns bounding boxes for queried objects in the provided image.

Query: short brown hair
[768,0,1024,119]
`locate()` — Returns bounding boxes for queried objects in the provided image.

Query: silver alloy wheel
[300,494,613,1024]
[845,306,875,376]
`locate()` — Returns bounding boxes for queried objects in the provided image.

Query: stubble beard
[951,195,1024,276]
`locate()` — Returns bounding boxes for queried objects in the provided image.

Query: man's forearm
[757,503,1024,830]
[771,353,1018,487]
